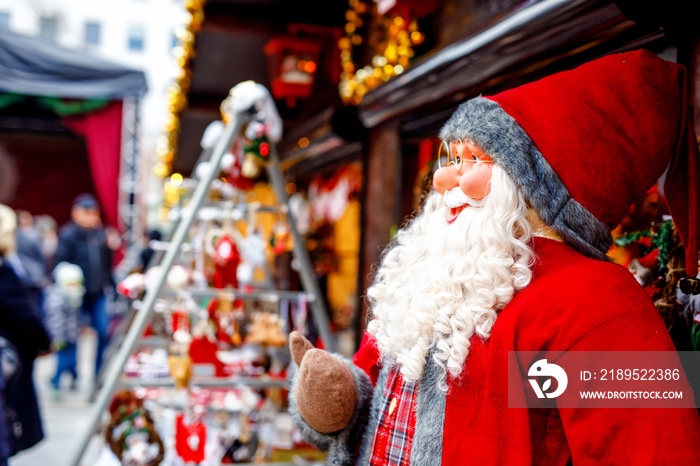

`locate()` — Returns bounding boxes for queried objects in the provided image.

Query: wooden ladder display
[70,84,333,466]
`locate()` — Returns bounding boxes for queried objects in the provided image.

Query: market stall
[0,29,147,254]
[154,0,366,351]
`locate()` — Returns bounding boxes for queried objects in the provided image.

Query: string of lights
[154,0,206,180]
[338,0,424,105]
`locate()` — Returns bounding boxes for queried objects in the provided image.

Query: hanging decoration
[211,235,241,289]
[105,391,165,465]
[241,132,271,179]
[0,93,109,115]
[154,0,207,179]
[263,37,321,108]
[168,329,193,389]
[308,164,362,224]
[175,413,207,463]
[338,0,424,105]
[245,312,287,347]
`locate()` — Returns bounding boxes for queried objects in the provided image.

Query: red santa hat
[440,49,700,286]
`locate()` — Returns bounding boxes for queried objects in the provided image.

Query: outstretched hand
[290,331,358,433]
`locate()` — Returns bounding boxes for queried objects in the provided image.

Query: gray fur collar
[410,353,446,466]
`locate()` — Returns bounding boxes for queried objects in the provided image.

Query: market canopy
[0,28,147,99]
[0,29,147,230]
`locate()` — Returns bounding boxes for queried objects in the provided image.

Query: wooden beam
[356,120,402,347]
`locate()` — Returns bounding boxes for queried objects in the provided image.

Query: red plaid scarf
[369,365,418,466]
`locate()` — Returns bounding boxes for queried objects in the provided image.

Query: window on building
[127,25,145,52]
[39,16,58,42]
[85,22,101,46]
[0,12,10,28]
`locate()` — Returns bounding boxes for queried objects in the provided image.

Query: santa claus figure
[289,50,700,465]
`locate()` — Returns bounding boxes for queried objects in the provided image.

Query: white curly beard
[366,166,534,388]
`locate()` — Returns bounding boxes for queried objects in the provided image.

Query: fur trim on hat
[439,97,612,260]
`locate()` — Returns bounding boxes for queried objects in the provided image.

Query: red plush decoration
[226,142,255,191]
[175,414,206,463]
[189,337,227,377]
[487,50,699,276]
[352,331,381,385]
[212,235,240,289]
[171,309,190,334]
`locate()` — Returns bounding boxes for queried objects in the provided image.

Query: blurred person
[13,210,48,317]
[44,262,84,399]
[56,194,114,375]
[0,204,51,457]
[138,229,162,272]
[33,215,59,271]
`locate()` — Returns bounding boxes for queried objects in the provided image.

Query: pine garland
[0,93,109,116]
[652,220,676,276]
[244,134,271,162]
[612,220,676,275]
[613,229,652,247]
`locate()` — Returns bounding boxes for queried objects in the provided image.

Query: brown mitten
[290,331,357,433]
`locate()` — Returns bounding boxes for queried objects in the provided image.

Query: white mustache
[443,187,485,208]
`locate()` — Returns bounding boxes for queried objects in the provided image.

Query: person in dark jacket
[138,229,162,272]
[56,194,114,374]
[0,204,51,457]
[14,210,48,317]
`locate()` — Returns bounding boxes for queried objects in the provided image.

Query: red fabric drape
[63,101,123,229]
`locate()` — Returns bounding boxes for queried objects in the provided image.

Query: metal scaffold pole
[69,111,247,466]
[117,95,143,276]
[265,144,335,353]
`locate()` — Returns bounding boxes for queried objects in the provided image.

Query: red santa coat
[352,237,700,465]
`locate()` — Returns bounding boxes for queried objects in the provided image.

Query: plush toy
[189,335,228,377]
[212,235,241,289]
[175,413,207,463]
[168,329,193,389]
[270,222,291,256]
[245,312,287,347]
[117,273,146,298]
[145,265,191,291]
[289,51,700,465]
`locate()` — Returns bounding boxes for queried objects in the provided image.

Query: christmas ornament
[168,329,193,389]
[212,235,241,289]
[175,413,207,463]
[117,273,146,299]
[270,222,291,256]
[245,312,287,347]
[105,392,164,465]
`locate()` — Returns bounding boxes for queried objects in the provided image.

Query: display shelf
[119,376,290,389]
[138,336,171,347]
[166,202,287,223]
[72,86,334,465]
[161,287,316,302]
